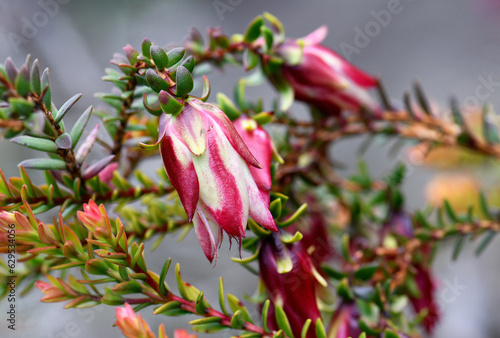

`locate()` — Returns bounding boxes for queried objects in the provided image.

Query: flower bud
[77,200,106,232]
[115,303,155,338]
[269,26,380,115]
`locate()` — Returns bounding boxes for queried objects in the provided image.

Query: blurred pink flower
[115,303,155,338]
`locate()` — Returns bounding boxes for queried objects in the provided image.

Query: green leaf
[275,304,294,338]
[452,235,466,261]
[217,93,241,120]
[218,277,229,316]
[414,82,431,115]
[30,59,41,95]
[384,329,400,338]
[175,66,194,97]
[354,263,379,281]
[41,68,51,111]
[315,318,327,338]
[9,97,34,116]
[230,310,245,329]
[167,47,186,67]
[244,16,264,43]
[150,45,169,70]
[159,90,183,116]
[55,133,72,150]
[15,65,30,97]
[175,263,201,301]
[261,299,270,333]
[227,294,253,324]
[269,198,282,219]
[159,258,172,296]
[192,322,229,334]
[19,158,66,171]
[276,203,307,228]
[475,231,496,256]
[142,38,152,58]
[70,106,93,148]
[263,12,285,42]
[146,69,170,93]
[300,319,312,338]
[54,93,82,124]
[11,135,58,153]
[154,301,190,316]
[243,49,260,71]
[181,56,195,73]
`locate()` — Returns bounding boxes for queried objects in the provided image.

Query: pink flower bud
[258,233,321,338]
[233,115,274,205]
[173,329,197,338]
[159,99,277,263]
[115,303,155,338]
[275,26,380,115]
[77,200,106,231]
[35,280,69,303]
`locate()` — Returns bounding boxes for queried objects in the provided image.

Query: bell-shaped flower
[273,26,380,115]
[233,115,274,205]
[258,233,321,338]
[158,95,277,262]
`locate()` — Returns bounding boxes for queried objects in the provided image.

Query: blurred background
[1,0,500,337]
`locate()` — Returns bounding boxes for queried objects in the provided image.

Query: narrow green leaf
[452,235,466,261]
[30,59,41,95]
[301,318,312,338]
[219,277,228,316]
[70,106,93,148]
[261,299,270,333]
[314,318,327,338]
[475,231,496,256]
[11,135,58,153]
[159,258,172,296]
[275,304,294,338]
[19,158,66,171]
[54,93,82,124]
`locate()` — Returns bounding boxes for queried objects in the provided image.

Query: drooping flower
[270,26,380,115]
[258,233,321,338]
[158,94,277,262]
[233,115,274,205]
[327,301,362,338]
[115,303,155,338]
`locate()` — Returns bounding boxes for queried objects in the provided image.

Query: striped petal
[189,100,261,168]
[172,103,207,156]
[192,123,249,238]
[160,125,199,221]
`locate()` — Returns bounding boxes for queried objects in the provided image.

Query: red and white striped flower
[158,96,277,262]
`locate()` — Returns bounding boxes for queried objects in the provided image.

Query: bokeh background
[1,0,500,337]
